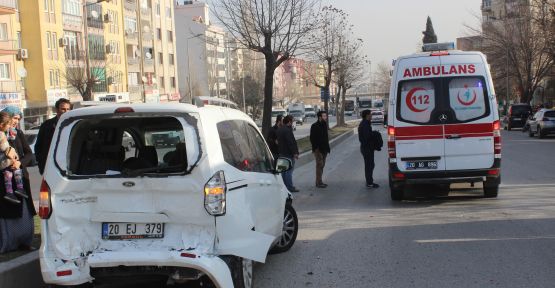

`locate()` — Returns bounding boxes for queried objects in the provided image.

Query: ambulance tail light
[39,179,52,219]
[493,120,501,156]
[387,126,396,158]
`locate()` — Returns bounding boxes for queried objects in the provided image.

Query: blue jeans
[281,158,295,191]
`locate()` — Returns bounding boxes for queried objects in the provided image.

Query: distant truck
[304,105,316,118]
[288,103,306,123]
[344,100,355,116]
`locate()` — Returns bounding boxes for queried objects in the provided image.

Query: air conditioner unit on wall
[17,49,28,60]
[106,44,114,54]
[104,13,113,23]
[59,38,68,47]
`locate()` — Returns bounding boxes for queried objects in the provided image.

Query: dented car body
[39,104,297,287]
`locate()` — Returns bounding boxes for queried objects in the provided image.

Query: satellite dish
[145,52,152,59]
[143,25,150,33]
[141,76,148,83]
[17,67,27,78]
[91,10,99,19]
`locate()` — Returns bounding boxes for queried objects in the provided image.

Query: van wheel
[222,256,253,288]
[538,127,546,139]
[483,184,499,198]
[528,128,535,137]
[270,203,298,254]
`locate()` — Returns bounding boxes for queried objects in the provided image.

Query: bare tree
[212,0,321,136]
[306,5,348,112]
[59,47,111,101]
[476,0,555,104]
[374,62,392,94]
[334,35,369,126]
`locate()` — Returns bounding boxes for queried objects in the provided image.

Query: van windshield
[397,76,490,124]
[57,114,201,178]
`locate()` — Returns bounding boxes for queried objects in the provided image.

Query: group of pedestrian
[268,108,380,192]
[0,98,71,254]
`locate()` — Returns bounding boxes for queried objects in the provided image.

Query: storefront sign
[93,92,130,103]
[0,92,22,110]
[145,89,160,103]
[46,89,69,106]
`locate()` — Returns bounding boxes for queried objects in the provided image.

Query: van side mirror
[274,157,292,174]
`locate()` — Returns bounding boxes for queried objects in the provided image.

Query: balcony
[0,80,23,93]
[0,0,16,15]
[62,13,83,30]
[140,8,151,17]
[481,0,492,11]
[0,40,18,55]
[124,0,137,11]
[128,84,141,94]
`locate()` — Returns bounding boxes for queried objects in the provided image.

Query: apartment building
[175,0,229,102]
[0,0,24,115]
[123,0,179,103]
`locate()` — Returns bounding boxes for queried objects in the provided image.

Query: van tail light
[493,120,501,156]
[204,171,226,216]
[38,179,52,219]
[387,126,396,158]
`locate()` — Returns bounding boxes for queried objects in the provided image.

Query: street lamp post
[186,33,203,103]
[83,0,110,101]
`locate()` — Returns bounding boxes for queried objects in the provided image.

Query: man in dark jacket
[35,98,71,174]
[310,111,330,188]
[267,114,283,158]
[359,109,379,188]
[277,115,299,192]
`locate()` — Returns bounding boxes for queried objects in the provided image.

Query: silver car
[528,109,555,138]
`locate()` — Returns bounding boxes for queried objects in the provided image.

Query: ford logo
[122,181,135,188]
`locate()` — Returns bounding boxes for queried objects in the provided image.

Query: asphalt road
[293,115,360,139]
[26,128,555,287]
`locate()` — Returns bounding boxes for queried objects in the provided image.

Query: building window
[49,70,54,87]
[17,31,21,49]
[169,53,174,65]
[157,28,162,40]
[0,24,7,41]
[124,16,137,33]
[166,6,171,18]
[171,77,176,88]
[52,32,58,59]
[159,52,163,64]
[63,0,82,16]
[88,34,106,60]
[159,76,164,89]
[64,31,81,60]
[87,3,103,29]
[0,63,10,80]
[167,30,173,42]
[156,3,160,16]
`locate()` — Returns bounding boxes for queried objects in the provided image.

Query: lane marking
[416,235,555,244]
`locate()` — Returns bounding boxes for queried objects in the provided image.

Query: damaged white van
[39,104,298,287]
[387,43,501,201]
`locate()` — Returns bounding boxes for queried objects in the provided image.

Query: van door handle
[446,134,461,139]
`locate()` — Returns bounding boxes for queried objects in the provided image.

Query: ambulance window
[398,80,436,124]
[448,77,488,122]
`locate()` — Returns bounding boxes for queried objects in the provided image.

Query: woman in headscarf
[0,105,35,253]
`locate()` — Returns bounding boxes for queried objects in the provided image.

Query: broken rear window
[58,115,200,177]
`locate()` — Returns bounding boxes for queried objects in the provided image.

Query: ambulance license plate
[406,161,438,170]
[102,223,164,240]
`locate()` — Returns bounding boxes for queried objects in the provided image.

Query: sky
[325,0,483,70]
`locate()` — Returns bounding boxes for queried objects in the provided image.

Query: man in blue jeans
[277,115,299,192]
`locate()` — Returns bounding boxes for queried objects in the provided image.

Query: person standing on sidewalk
[277,115,299,192]
[359,110,379,189]
[35,98,71,174]
[310,111,330,188]
[267,114,283,159]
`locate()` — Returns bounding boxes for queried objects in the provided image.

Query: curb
[0,251,44,288]
[296,128,355,168]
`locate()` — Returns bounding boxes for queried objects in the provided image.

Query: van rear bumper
[40,250,233,287]
[389,159,501,186]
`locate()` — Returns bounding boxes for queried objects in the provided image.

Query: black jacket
[35,116,59,174]
[0,129,37,218]
[267,124,280,155]
[358,119,373,153]
[277,125,299,158]
[310,120,330,153]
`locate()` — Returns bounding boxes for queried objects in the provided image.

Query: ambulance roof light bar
[422,42,455,52]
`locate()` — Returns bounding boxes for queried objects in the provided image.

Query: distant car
[304,106,316,118]
[289,111,305,125]
[24,129,38,167]
[527,109,555,138]
[504,104,532,130]
[370,111,384,124]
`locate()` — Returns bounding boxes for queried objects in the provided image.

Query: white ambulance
[387,43,501,201]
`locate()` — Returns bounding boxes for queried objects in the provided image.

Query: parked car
[289,110,305,125]
[370,110,384,124]
[527,109,555,138]
[39,104,299,287]
[304,105,316,118]
[504,104,532,130]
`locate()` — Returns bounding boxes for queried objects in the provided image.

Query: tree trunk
[334,86,340,127]
[338,86,347,126]
[262,56,276,137]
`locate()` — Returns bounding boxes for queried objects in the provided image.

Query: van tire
[528,129,535,137]
[222,256,253,288]
[269,203,298,254]
[538,127,546,139]
[483,184,499,198]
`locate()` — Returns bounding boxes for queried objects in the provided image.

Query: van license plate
[406,161,438,170]
[102,223,164,240]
